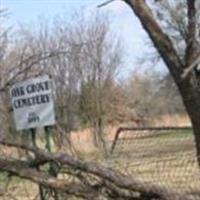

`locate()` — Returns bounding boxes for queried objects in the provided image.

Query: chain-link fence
[105,126,200,197]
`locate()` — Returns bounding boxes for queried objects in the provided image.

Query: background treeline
[0,10,186,149]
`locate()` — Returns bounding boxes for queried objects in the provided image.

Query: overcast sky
[1,0,165,78]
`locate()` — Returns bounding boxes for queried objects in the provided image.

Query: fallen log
[0,139,198,200]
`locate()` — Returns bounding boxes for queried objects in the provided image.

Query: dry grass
[1,115,199,199]
[0,178,38,200]
[153,114,191,126]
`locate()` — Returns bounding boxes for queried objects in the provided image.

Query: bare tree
[9,12,123,153]
[119,0,200,167]
[69,13,123,152]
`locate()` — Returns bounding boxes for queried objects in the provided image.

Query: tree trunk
[178,82,200,166]
[92,118,107,154]
[191,115,200,167]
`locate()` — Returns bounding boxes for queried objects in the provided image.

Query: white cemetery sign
[10,75,55,130]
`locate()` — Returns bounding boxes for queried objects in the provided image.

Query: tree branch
[182,54,200,78]
[0,139,196,200]
[123,0,184,81]
[185,0,197,66]
[0,158,101,200]
[0,50,70,93]
[97,0,115,8]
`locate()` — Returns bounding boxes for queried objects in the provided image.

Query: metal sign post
[44,126,59,200]
[10,75,58,200]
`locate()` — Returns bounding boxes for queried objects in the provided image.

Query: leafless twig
[97,0,115,8]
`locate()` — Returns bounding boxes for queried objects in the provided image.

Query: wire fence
[105,126,200,196]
